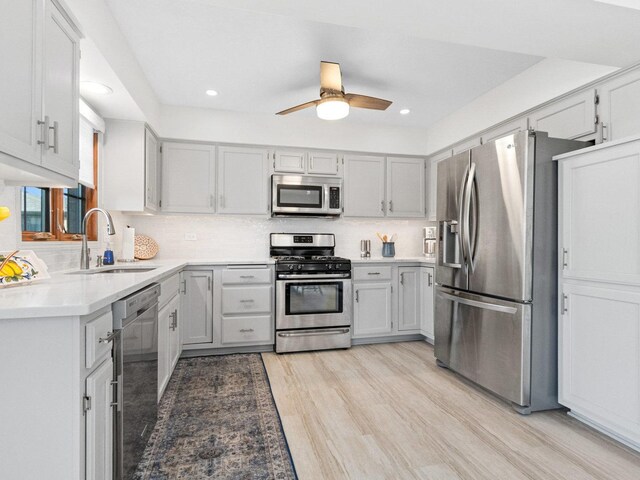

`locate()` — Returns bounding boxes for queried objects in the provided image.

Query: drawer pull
[367,272,381,275]
[239,299,255,303]
[98,331,118,344]
[239,328,255,333]
[239,275,255,279]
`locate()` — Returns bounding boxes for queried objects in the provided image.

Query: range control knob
[288,265,294,271]
[335,264,341,269]
[327,264,333,270]
[297,264,302,270]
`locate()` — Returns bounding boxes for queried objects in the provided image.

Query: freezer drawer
[434,286,531,406]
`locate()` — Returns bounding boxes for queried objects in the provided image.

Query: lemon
[0,206,10,222]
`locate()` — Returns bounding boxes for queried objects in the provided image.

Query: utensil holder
[382,242,395,257]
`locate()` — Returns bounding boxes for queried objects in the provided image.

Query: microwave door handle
[324,184,329,212]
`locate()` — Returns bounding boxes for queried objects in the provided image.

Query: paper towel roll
[122,227,135,261]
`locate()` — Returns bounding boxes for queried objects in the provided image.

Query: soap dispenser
[103,241,115,265]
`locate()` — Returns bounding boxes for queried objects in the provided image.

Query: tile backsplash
[121,214,429,260]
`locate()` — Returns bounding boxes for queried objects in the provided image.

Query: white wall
[119,214,426,261]
[425,58,619,154]
[160,105,429,155]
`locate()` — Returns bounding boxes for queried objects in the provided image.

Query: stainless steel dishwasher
[112,283,160,479]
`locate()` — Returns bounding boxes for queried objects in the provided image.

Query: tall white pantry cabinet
[556,136,640,452]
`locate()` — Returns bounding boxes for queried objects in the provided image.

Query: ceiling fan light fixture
[316,97,349,120]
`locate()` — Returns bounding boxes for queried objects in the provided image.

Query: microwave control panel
[329,187,340,209]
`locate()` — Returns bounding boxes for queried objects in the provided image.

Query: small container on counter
[360,239,371,258]
[103,242,114,265]
[382,242,395,257]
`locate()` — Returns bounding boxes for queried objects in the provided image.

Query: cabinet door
[559,283,640,445]
[398,268,420,331]
[386,157,425,218]
[41,0,79,179]
[421,267,435,339]
[0,0,43,165]
[145,127,159,211]
[529,89,597,140]
[157,301,171,400]
[274,150,306,173]
[353,283,392,337]
[426,150,452,220]
[343,155,385,217]
[481,117,528,144]
[168,295,181,371]
[308,151,339,175]
[217,146,269,214]
[599,69,640,142]
[161,142,216,213]
[181,271,213,345]
[559,140,640,286]
[85,357,113,480]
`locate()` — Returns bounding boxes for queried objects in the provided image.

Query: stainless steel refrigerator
[434,130,587,414]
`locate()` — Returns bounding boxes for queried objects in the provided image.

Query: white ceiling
[96,0,639,128]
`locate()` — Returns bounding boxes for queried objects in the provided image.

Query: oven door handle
[278,273,350,279]
[278,328,350,337]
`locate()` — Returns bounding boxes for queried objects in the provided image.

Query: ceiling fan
[276,61,392,120]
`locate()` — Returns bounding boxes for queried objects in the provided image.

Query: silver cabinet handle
[239,275,255,279]
[562,248,568,269]
[181,279,187,294]
[561,293,568,314]
[367,272,380,276]
[239,328,254,333]
[381,200,385,213]
[278,328,349,338]
[48,120,59,154]
[438,291,517,314]
[355,290,359,303]
[169,310,177,330]
[99,331,118,344]
[389,200,393,212]
[400,273,404,286]
[427,272,433,286]
[239,299,254,303]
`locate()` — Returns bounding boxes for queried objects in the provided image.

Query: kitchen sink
[67,267,157,275]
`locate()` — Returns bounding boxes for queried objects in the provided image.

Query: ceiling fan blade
[345,93,392,110]
[276,100,319,115]
[320,61,343,93]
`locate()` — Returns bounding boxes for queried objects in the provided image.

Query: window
[21,132,98,241]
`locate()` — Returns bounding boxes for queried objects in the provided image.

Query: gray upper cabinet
[481,117,528,144]
[161,142,216,213]
[343,155,385,217]
[528,89,597,140]
[217,145,270,215]
[307,151,339,175]
[274,149,340,175]
[386,156,425,218]
[144,127,159,211]
[599,69,640,142]
[274,150,306,173]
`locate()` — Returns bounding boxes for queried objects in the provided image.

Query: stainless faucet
[80,208,116,269]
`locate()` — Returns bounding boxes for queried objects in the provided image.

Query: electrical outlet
[184,233,197,241]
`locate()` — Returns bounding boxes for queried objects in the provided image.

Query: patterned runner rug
[134,354,297,479]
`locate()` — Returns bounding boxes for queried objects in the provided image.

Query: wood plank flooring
[262,341,640,480]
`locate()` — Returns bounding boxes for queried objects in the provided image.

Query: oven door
[276,277,352,329]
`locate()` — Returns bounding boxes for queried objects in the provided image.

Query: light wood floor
[262,341,640,480]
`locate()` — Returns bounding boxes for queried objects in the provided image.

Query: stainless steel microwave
[271,175,342,217]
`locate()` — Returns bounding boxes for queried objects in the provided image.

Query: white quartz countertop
[0,256,433,319]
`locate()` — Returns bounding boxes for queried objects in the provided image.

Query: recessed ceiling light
[80,81,113,95]
[400,108,411,115]
[206,89,219,96]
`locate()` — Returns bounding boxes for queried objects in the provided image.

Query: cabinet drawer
[222,285,272,314]
[221,315,273,345]
[158,273,180,308]
[85,311,113,369]
[353,266,392,281]
[221,267,271,285]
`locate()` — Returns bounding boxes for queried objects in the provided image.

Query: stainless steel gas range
[271,233,352,353]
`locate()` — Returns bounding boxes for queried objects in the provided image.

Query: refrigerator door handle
[463,162,477,272]
[458,164,470,269]
[438,291,518,315]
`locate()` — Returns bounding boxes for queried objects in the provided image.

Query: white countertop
[0,256,433,320]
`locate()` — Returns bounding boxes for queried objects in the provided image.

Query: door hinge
[83,395,92,414]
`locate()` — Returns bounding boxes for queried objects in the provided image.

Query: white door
[308,151,339,175]
[421,267,435,339]
[0,0,43,166]
[157,300,171,400]
[217,146,270,214]
[599,69,640,142]
[386,157,425,218]
[161,142,216,213]
[559,139,640,286]
[398,268,420,331]
[353,283,392,337]
[343,155,385,217]
[145,127,159,211]
[168,295,181,371]
[426,149,452,220]
[85,357,113,480]
[41,0,79,179]
[181,271,213,345]
[528,89,597,140]
[559,282,640,446]
[274,150,306,173]
[481,117,528,144]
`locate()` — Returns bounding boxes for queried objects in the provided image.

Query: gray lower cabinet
[421,267,435,340]
[398,267,420,331]
[353,282,393,337]
[180,270,214,346]
[85,356,114,480]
